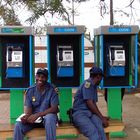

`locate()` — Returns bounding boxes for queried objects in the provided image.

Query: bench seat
[0,120,125,140]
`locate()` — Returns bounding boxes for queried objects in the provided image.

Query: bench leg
[106,133,110,140]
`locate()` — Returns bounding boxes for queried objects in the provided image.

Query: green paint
[6,137,29,140]
[6,138,13,140]
[31,36,35,84]
[110,131,127,138]
[10,90,24,124]
[1,28,24,33]
[0,40,2,87]
[129,75,132,86]
[59,88,72,122]
[129,37,132,86]
[107,88,122,120]
[6,135,79,140]
[57,134,79,139]
[95,36,100,66]
[107,88,127,138]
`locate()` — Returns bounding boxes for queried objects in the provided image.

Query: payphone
[94,26,139,132]
[57,45,74,77]
[6,43,24,78]
[94,25,139,88]
[0,26,34,89]
[0,26,34,124]
[47,26,85,122]
[107,44,125,76]
[47,26,85,87]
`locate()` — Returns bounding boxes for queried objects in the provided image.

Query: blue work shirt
[24,82,59,114]
[73,78,98,112]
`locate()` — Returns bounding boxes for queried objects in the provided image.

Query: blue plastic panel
[108,27,131,33]
[54,27,77,33]
[6,67,23,78]
[108,66,125,76]
[57,67,74,77]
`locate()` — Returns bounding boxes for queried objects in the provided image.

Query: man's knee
[44,114,56,124]
[14,121,22,131]
[82,127,99,138]
[92,114,102,124]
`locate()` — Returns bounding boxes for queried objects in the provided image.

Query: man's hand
[21,114,30,124]
[104,116,110,120]
[26,113,40,123]
[101,116,109,127]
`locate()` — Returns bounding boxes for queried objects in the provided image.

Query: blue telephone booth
[47,26,85,87]
[94,25,139,88]
[94,25,139,137]
[47,26,85,122]
[0,26,34,89]
[0,26,34,123]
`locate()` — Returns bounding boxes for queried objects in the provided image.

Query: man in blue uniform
[72,66,109,140]
[14,68,59,140]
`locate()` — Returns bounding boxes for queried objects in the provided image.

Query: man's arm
[38,105,58,117]
[86,99,109,127]
[20,107,32,123]
[26,105,58,123]
[24,106,32,115]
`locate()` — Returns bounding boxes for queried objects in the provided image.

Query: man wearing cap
[72,66,109,140]
[14,68,59,140]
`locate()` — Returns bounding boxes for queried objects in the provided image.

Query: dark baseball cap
[36,68,48,77]
[89,66,104,76]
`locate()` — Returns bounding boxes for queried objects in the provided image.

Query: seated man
[72,66,109,140]
[14,68,59,140]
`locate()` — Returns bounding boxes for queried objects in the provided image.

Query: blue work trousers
[13,113,57,140]
[73,110,106,140]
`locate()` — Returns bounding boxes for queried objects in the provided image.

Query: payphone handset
[109,45,125,66]
[57,45,74,77]
[6,44,24,78]
[57,45,73,67]
[7,46,23,65]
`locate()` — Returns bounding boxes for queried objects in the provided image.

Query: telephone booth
[94,25,139,137]
[0,26,34,123]
[94,25,139,88]
[47,26,85,122]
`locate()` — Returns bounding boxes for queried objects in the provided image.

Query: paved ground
[0,90,140,140]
